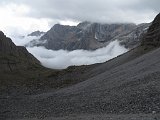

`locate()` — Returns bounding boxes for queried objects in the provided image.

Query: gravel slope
[1,46,160,119]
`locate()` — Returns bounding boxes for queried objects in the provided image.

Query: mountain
[28,22,150,51]
[1,13,160,120]
[0,31,40,72]
[142,13,160,47]
[116,23,151,48]
[27,30,45,37]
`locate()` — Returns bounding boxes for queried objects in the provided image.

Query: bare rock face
[35,23,137,50]
[29,22,150,51]
[142,13,160,47]
[116,23,151,49]
[0,31,40,72]
[27,30,45,37]
[0,31,17,53]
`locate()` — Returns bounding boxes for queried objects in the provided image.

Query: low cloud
[27,40,128,69]
[11,35,41,46]
[10,33,128,69]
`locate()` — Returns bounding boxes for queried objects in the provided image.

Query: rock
[115,23,151,49]
[29,22,151,51]
[142,13,160,47]
[0,31,40,72]
[28,31,45,37]
[32,23,137,50]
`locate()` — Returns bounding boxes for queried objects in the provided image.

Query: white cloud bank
[26,40,128,69]
[9,32,128,70]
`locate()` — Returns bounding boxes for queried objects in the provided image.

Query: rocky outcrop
[142,13,160,47]
[27,31,45,37]
[115,23,151,49]
[0,31,40,72]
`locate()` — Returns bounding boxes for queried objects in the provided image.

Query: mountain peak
[0,31,4,36]
[153,13,160,22]
[28,30,45,37]
[77,21,92,29]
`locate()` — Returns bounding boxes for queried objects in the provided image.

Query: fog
[10,34,128,69]
[27,41,127,69]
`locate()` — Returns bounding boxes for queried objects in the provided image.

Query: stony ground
[16,114,160,120]
[1,47,160,120]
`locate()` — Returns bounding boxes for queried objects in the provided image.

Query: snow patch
[95,33,98,39]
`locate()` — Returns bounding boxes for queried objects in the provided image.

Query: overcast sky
[0,0,159,35]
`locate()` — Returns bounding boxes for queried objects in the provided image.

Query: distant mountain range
[27,22,150,50]
[1,13,160,119]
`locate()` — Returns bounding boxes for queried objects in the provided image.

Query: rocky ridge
[0,31,40,72]
[28,22,150,50]
[27,31,45,37]
[142,13,160,47]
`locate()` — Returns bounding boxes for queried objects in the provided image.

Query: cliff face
[28,22,150,51]
[142,13,160,47]
[0,31,40,72]
[32,23,138,50]
[27,31,45,37]
[116,23,151,48]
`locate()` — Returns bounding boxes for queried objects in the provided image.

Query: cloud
[9,34,128,69]
[0,0,159,37]
[11,35,42,46]
[26,40,128,69]
[1,0,159,24]
[0,3,55,36]
[8,30,128,69]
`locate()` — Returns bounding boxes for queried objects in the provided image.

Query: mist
[9,34,128,69]
[27,41,128,69]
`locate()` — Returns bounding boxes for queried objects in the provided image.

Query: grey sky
[0,0,159,34]
[1,0,159,22]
